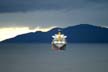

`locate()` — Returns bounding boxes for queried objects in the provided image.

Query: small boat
[52,31,67,50]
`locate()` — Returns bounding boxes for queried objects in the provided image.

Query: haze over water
[0,43,108,72]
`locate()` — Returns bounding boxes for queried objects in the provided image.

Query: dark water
[0,43,108,72]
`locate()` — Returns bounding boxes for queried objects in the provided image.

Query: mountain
[1,24,108,43]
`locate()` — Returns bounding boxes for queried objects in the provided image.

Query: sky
[0,0,108,41]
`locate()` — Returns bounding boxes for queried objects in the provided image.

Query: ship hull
[52,43,66,50]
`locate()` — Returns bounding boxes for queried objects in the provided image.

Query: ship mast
[57,32,62,41]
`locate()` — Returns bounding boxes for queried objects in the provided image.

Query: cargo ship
[52,31,67,50]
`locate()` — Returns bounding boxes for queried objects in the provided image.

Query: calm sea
[0,43,108,72]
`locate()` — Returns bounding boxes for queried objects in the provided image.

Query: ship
[52,31,67,50]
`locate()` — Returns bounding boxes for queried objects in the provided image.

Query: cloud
[0,0,108,28]
[89,0,108,3]
[0,26,55,41]
[0,9,108,28]
[0,0,108,13]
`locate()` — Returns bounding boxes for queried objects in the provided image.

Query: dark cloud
[89,0,108,3]
[0,0,71,12]
[0,0,108,28]
[1,0,107,13]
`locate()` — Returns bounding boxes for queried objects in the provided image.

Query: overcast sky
[0,0,108,28]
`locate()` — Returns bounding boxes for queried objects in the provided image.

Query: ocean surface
[0,43,108,72]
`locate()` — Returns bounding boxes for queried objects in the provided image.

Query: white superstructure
[52,32,67,50]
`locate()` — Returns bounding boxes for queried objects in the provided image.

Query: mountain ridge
[1,24,108,43]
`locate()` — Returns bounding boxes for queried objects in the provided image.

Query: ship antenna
[58,29,62,35]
